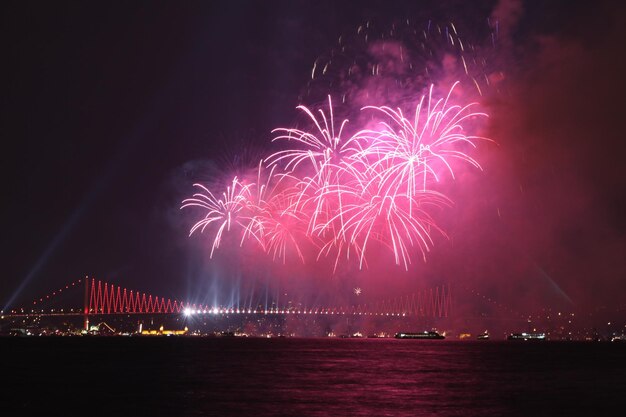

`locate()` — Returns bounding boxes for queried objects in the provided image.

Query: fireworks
[182,82,489,271]
[181,178,250,258]
[181,17,497,272]
[303,19,497,107]
[359,82,489,198]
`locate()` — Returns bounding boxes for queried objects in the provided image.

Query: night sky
[2,0,625,316]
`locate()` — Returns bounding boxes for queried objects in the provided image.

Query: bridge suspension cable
[8,278,452,327]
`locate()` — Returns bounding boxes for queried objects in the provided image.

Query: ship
[140,325,188,336]
[477,332,490,340]
[395,331,445,339]
[507,332,546,341]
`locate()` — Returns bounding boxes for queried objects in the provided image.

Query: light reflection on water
[4,338,625,416]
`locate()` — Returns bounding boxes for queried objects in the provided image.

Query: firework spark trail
[242,164,308,263]
[305,20,497,106]
[181,178,251,258]
[357,82,489,203]
[266,95,366,237]
[182,83,489,271]
[313,184,450,271]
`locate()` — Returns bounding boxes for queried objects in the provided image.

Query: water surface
[2,338,625,416]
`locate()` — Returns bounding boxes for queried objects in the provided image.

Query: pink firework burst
[182,82,490,271]
[181,177,251,258]
[240,163,308,263]
[266,95,366,236]
[358,82,489,201]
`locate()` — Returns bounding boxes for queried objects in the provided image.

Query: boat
[477,332,490,340]
[507,332,546,341]
[395,331,445,339]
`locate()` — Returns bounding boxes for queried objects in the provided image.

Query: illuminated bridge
[5,277,452,330]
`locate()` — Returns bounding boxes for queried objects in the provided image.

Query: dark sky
[2,1,625,315]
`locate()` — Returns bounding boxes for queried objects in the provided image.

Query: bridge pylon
[83,276,89,331]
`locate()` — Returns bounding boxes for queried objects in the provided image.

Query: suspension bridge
[4,277,453,330]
